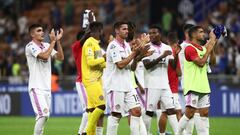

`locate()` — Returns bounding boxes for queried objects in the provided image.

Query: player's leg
[159,111,168,135]
[75,82,88,135]
[160,90,179,135]
[29,89,50,135]
[143,88,159,134]
[85,82,105,135]
[195,94,210,135]
[127,90,147,135]
[177,92,198,135]
[106,91,124,135]
[96,114,104,135]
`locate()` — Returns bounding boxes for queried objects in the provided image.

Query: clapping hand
[56,28,63,40]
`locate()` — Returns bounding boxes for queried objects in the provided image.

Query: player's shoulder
[26,41,34,47]
[108,40,119,50]
[185,45,196,53]
[162,42,172,50]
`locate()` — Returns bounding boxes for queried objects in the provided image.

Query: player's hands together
[49,29,56,42]
[56,28,63,40]
[209,30,217,41]
[140,33,150,44]
[162,50,172,57]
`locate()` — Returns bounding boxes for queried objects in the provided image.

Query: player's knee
[146,110,154,117]
[199,108,209,117]
[111,112,122,119]
[97,104,106,111]
[130,107,141,117]
[166,108,176,115]
[185,106,196,118]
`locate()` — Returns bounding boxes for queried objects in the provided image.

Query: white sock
[184,116,194,135]
[34,117,47,135]
[96,126,103,135]
[176,115,190,135]
[168,114,179,134]
[194,113,202,135]
[195,116,209,135]
[130,116,140,135]
[143,114,152,133]
[78,111,88,134]
[106,116,119,135]
[156,109,162,127]
[139,116,147,135]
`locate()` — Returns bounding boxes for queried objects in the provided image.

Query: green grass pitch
[0,116,240,135]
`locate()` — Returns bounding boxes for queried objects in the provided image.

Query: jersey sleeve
[84,40,105,67]
[185,46,198,61]
[29,44,41,58]
[109,43,122,63]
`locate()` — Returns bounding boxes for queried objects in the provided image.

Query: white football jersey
[104,39,134,92]
[143,42,174,89]
[25,41,57,91]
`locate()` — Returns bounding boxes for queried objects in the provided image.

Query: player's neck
[191,39,200,46]
[91,33,100,40]
[115,36,125,45]
[32,39,42,46]
[152,40,161,46]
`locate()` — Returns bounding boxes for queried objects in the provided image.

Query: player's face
[32,27,44,41]
[118,24,129,39]
[149,28,161,43]
[196,28,205,42]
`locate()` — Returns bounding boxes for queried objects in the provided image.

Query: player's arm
[53,29,64,61]
[169,46,181,69]
[192,32,217,67]
[79,29,91,45]
[116,51,137,69]
[37,29,56,60]
[109,43,137,69]
[143,50,172,70]
[85,42,105,67]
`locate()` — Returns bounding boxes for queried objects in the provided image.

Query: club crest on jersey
[43,108,48,114]
[115,104,121,110]
[88,48,93,55]
[99,95,104,100]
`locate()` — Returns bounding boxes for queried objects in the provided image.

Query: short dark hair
[167,32,179,44]
[183,24,194,33]
[28,24,42,33]
[89,22,103,33]
[188,25,203,40]
[113,21,128,30]
[149,24,162,33]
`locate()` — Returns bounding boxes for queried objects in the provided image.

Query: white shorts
[173,93,182,110]
[185,92,210,108]
[146,88,175,111]
[29,88,51,120]
[107,90,141,115]
[75,82,88,111]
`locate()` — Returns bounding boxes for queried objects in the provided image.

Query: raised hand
[56,28,63,40]
[49,29,56,42]
[140,33,150,44]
